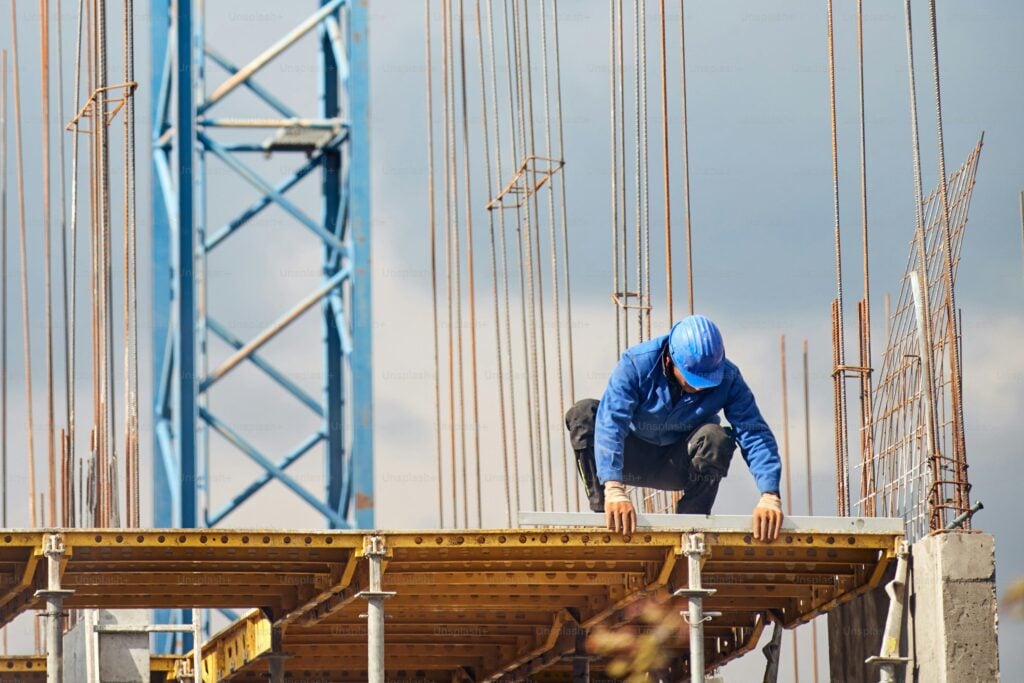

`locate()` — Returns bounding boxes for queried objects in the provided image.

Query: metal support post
[866,542,911,682]
[35,533,73,683]
[268,656,284,683]
[191,608,202,683]
[761,612,785,683]
[265,627,289,683]
[674,533,716,682]
[568,607,589,682]
[358,536,395,683]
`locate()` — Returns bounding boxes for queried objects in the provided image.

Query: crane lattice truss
[858,137,982,541]
[149,0,371,640]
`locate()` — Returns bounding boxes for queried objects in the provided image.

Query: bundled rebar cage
[858,138,982,541]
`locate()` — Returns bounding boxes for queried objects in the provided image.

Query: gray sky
[0,0,1021,679]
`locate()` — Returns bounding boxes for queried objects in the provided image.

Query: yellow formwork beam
[0,525,901,681]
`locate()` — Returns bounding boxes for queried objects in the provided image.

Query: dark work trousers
[564,398,736,514]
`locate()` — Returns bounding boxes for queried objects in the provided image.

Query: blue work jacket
[594,335,782,495]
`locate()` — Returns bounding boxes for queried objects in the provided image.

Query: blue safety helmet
[668,315,726,389]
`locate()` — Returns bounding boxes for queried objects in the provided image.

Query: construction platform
[0,515,903,681]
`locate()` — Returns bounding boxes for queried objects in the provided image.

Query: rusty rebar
[802,339,820,683]
[679,0,694,315]
[10,0,39,528]
[779,336,799,681]
[658,0,672,324]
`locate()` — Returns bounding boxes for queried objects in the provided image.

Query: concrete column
[908,533,1000,682]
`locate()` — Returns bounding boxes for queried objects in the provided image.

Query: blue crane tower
[149,0,371,646]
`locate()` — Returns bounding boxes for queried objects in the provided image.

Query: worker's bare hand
[753,493,783,542]
[605,500,636,536]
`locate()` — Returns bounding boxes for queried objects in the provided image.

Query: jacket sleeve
[594,353,642,484]
[723,368,782,495]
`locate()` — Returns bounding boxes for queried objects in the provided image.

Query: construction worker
[565,315,784,540]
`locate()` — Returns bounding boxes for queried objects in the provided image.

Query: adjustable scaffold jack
[866,542,911,682]
[674,533,719,682]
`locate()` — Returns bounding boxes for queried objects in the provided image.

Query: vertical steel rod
[678,0,694,314]
[802,340,820,683]
[368,549,384,682]
[9,0,39,528]
[191,608,201,683]
[1,48,7,537]
[779,337,798,681]
[909,271,943,528]
[360,536,395,683]
[37,534,72,683]
[866,542,910,682]
[674,533,714,682]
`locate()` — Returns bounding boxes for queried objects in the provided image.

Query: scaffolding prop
[866,542,911,683]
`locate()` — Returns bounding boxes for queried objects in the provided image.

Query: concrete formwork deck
[0,654,181,681]
[0,516,903,681]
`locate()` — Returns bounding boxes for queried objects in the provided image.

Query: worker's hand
[604,481,636,536]
[753,493,784,542]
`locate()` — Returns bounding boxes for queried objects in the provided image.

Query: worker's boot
[565,399,605,512]
[676,424,736,515]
